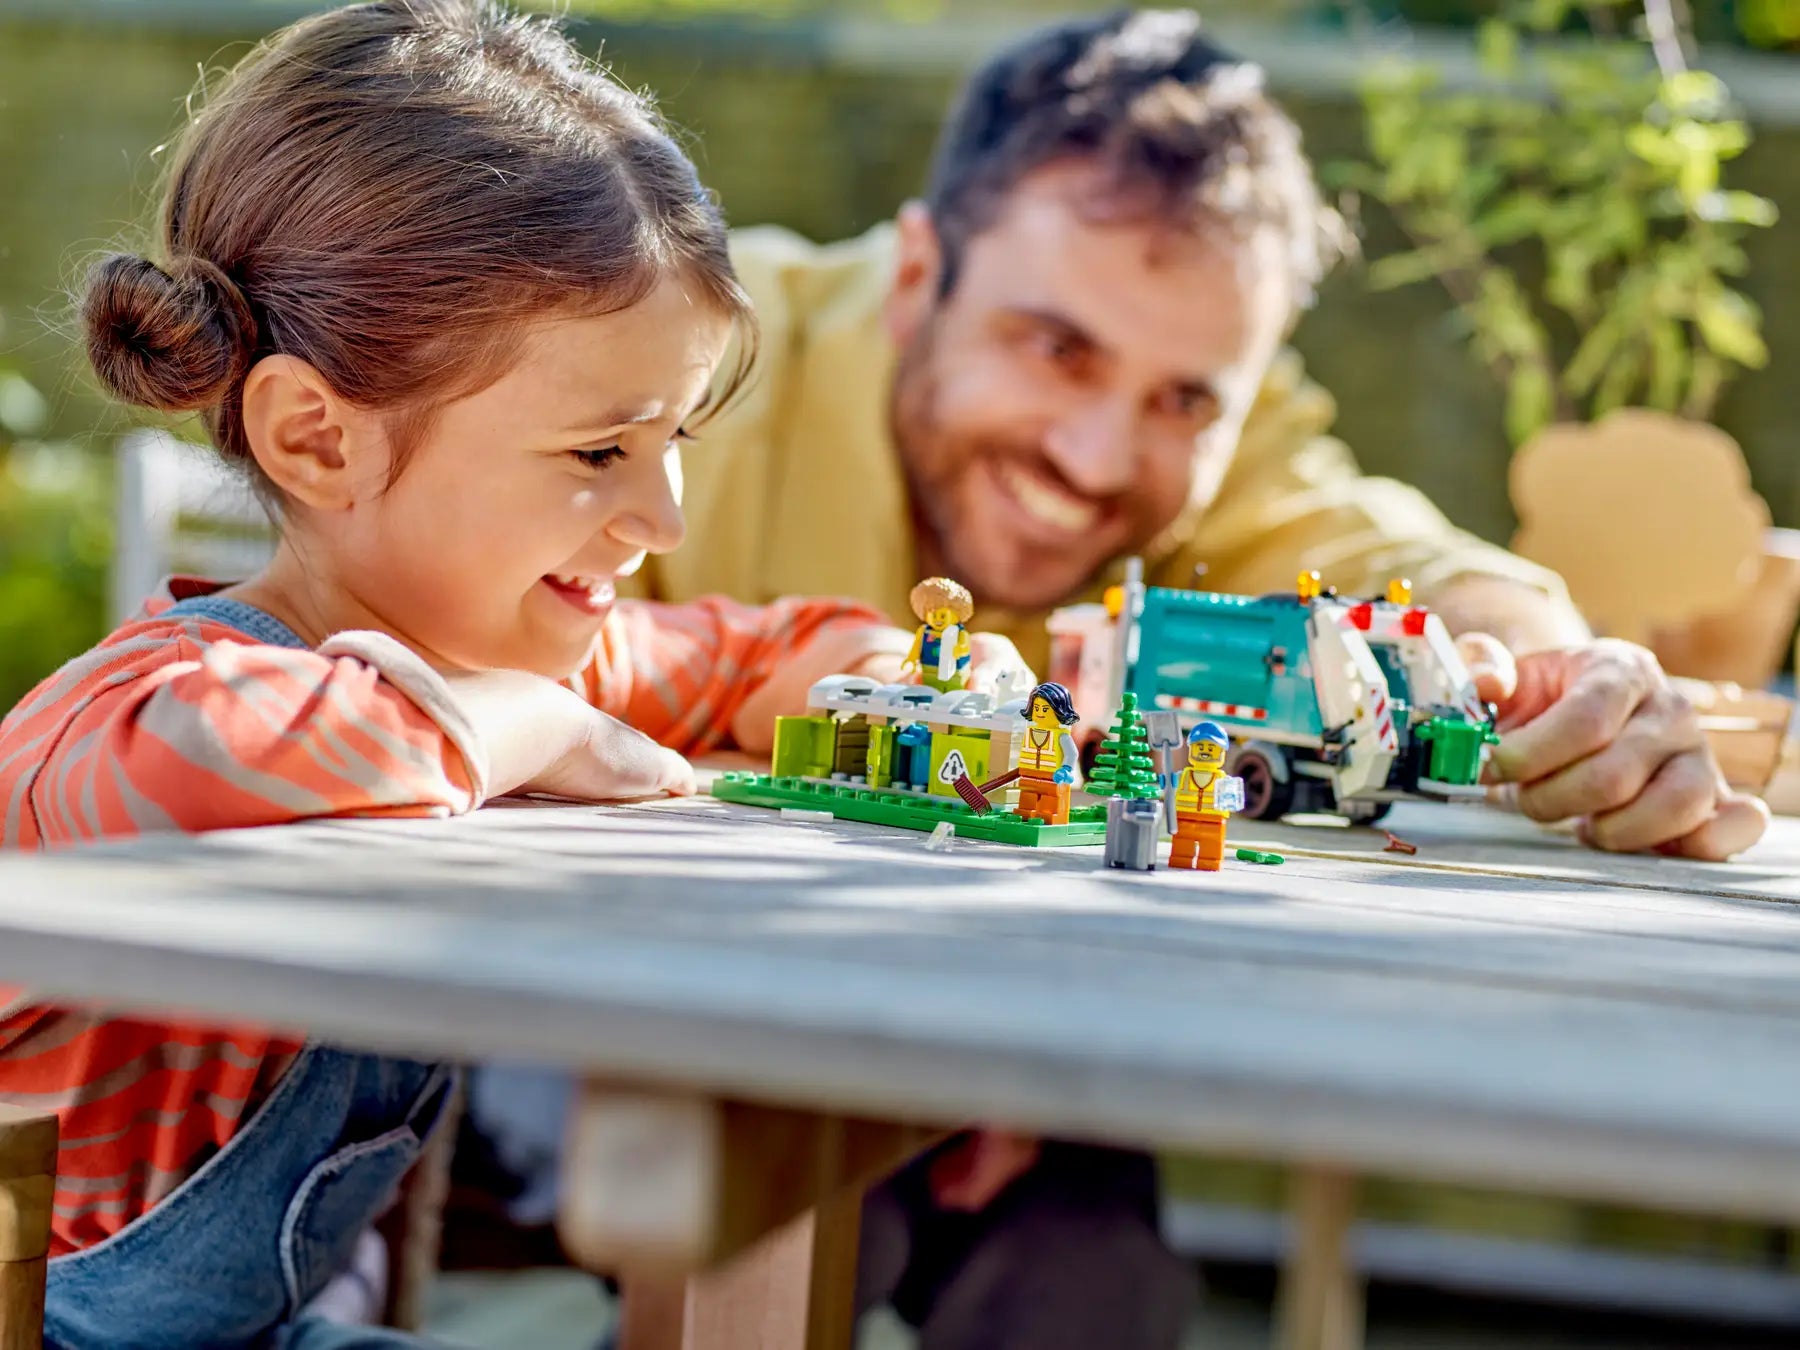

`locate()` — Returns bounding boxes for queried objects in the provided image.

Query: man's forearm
[1427,574,1591,654]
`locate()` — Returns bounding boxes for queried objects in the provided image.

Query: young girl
[0,3,965,1344]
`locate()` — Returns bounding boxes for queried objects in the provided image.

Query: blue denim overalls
[45,595,458,1349]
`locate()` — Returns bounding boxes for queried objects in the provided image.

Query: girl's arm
[10,629,688,846]
[578,595,911,755]
[9,631,481,845]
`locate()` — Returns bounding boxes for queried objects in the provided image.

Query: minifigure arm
[902,625,924,672]
[1056,731,1080,786]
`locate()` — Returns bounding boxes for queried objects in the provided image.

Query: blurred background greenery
[0,0,1795,710]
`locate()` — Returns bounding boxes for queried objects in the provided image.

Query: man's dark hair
[924,9,1349,308]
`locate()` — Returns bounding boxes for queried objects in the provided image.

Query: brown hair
[924,9,1351,311]
[81,0,754,498]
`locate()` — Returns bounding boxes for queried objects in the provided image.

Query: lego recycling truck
[1046,562,1499,823]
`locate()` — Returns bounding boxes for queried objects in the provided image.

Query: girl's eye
[570,445,626,470]
[673,426,697,443]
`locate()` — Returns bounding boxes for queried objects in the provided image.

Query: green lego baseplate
[711,772,1109,846]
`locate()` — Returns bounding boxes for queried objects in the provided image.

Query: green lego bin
[771,714,836,780]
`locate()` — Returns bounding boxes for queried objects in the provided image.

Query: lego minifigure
[1015,681,1080,826]
[1169,721,1244,872]
[902,577,975,693]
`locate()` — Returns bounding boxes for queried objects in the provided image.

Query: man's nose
[1041,398,1137,496]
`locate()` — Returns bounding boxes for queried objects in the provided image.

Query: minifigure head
[1187,720,1227,769]
[910,576,975,633]
[1027,680,1079,731]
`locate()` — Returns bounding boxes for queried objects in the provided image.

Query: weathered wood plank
[5,802,1800,1222]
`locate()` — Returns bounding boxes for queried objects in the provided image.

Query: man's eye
[571,446,626,470]
[1158,387,1220,422]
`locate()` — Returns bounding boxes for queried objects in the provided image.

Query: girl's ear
[884,200,944,350]
[240,354,382,511]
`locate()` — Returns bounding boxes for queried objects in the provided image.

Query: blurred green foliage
[0,366,111,712]
[1345,0,1779,445]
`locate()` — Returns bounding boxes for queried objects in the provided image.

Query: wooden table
[3,789,1800,1350]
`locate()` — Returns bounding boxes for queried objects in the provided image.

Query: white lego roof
[805,678,1029,734]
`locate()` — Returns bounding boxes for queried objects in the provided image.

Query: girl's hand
[442,669,695,802]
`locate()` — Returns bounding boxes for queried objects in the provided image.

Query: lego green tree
[1087,693,1160,800]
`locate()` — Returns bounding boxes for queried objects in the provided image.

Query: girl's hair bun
[81,253,256,412]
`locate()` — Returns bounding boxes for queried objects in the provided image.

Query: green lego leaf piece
[711,773,1108,846]
[1234,848,1285,865]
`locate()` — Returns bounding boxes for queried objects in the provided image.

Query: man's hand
[1456,635,1768,859]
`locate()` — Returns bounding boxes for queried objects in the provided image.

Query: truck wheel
[1235,748,1294,821]
[1341,799,1394,825]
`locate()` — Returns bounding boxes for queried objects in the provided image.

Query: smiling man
[616,10,1768,1347]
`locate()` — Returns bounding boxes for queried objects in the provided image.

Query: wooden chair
[0,1104,56,1350]
[111,428,274,623]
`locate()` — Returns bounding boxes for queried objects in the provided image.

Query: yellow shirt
[630,223,1565,672]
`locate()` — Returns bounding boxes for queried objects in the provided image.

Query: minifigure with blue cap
[1170,720,1244,872]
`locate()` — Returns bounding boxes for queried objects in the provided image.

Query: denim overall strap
[45,1046,454,1350]
[159,594,309,650]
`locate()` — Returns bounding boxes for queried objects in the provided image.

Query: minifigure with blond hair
[903,576,975,692]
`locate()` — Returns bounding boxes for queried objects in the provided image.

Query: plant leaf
[1592,341,1645,418]
[1647,318,1687,412]
[1694,288,1769,368]
[1505,365,1555,446]
[1563,310,1626,397]
[1695,190,1780,227]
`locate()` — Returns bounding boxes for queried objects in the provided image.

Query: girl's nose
[607,449,687,554]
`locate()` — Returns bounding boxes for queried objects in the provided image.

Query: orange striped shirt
[0,578,885,1254]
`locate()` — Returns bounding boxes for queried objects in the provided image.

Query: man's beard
[887,326,1170,609]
